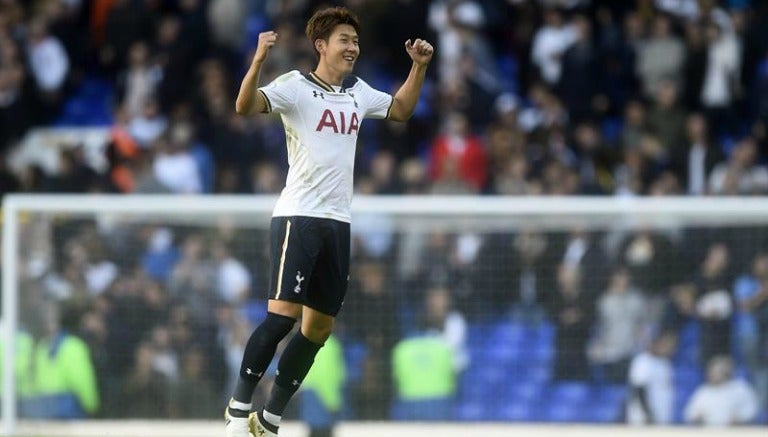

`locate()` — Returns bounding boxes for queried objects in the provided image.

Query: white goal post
[3,194,768,435]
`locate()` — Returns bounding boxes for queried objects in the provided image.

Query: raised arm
[388,38,434,122]
[235,31,277,116]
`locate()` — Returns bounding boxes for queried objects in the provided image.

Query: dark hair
[305,7,360,58]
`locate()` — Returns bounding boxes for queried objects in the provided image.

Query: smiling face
[316,24,359,76]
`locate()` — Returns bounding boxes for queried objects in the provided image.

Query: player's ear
[314,38,326,56]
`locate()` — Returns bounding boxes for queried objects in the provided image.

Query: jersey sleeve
[258,71,299,114]
[357,78,394,119]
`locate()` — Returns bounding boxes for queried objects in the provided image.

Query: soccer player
[224,7,433,437]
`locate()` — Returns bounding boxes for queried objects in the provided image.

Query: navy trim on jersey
[341,75,359,92]
[307,71,335,93]
[385,95,395,119]
[258,89,272,113]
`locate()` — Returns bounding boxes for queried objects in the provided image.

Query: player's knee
[251,312,296,348]
[302,318,334,344]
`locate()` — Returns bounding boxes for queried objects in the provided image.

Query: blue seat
[240,299,267,325]
[531,342,555,363]
[343,341,368,382]
[489,320,526,345]
[546,382,591,404]
[495,402,535,422]
[481,343,524,363]
[477,365,507,386]
[456,399,489,421]
[593,384,628,406]
[503,381,543,405]
[589,403,621,423]
[678,321,700,348]
[543,402,588,423]
[675,366,703,387]
[523,365,551,383]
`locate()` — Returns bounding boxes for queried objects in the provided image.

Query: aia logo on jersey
[315,109,359,135]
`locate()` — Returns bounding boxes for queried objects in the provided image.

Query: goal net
[3,195,767,434]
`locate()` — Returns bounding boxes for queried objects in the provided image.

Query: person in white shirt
[531,7,577,86]
[626,331,677,425]
[223,7,433,437]
[26,19,69,94]
[708,136,768,195]
[152,123,202,194]
[684,355,759,426]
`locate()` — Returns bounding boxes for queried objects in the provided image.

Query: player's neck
[313,64,344,87]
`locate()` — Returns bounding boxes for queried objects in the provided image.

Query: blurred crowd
[11,212,768,424]
[2,0,768,197]
[2,0,768,428]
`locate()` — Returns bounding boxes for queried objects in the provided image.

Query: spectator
[141,227,180,283]
[212,241,252,304]
[550,264,594,381]
[625,331,677,425]
[636,14,685,98]
[682,21,707,110]
[100,0,156,73]
[152,123,203,194]
[733,252,768,412]
[672,113,723,195]
[531,7,577,86]
[0,34,33,145]
[695,243,734,366]
[21,301,99,418]
[122,341,171,418]
[428,112,488,192]
[207,0,248,60]
[474,229,553,319]
[343,259,398,419]
[168,233,217,325]
[419,286,469,373]
[0,328,35,408]
[617,229,682,298]
[700,20,742,137]
[646,79,688,162]
[391,333,456,421]
[118,41,161,120]
[684,355,759,426]
[589,268,647,383]
[300,334,346,437]
[170,345,218,418]
[25,18,69,98]
[558,15,602,123]
[708,136,768,195]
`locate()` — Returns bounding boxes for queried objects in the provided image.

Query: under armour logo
[349,92,358,108]
[246,368,263,378]
[257,428,265,436]
[292,379,300,386]
[313,90,324,99]
[294,271,305,293]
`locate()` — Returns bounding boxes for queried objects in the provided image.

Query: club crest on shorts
[294,271,305,293]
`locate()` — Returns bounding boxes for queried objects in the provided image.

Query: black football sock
[264,331,323,416]
[233,312,296,404]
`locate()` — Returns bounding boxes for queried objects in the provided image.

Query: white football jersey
[259,70,393,222]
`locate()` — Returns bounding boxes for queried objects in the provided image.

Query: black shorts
[268,216,351,316]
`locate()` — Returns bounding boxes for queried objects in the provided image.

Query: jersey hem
[272,211,351,224]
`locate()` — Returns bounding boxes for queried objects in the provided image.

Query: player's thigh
[268,217,321,304]
[304,219,350,317]
[267,299,302,319]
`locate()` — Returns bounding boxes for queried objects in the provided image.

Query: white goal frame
[4,194,768,435]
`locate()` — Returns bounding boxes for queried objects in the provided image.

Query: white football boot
[225,399,253,437]
[249,410,279,437]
